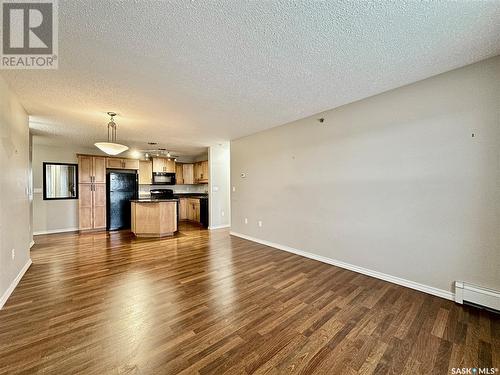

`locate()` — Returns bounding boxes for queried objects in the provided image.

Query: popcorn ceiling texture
[2,1,500,153]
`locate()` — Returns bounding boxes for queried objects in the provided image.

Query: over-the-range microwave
[152,172,176,185]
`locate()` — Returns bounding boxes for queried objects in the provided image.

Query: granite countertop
[174,193,208,199]
[130,199,179,203]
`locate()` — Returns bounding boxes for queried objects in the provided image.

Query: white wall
[231,56,500,296]
[32,142,102,234]
[209,142,231,229]
[0,75,31,308]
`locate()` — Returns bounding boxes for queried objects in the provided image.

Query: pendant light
[94,112,129,155]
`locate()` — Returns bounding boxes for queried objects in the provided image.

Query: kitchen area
[77,151,209,237]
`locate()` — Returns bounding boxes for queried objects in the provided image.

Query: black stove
[150,189,174,200]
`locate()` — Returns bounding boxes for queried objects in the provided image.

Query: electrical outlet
[258,220,263,227]
[232,186,236,192]
[244,218,248,224]
[221,210,225,217]
[11,249,15,260]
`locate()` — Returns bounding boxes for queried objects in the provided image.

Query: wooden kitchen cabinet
[194,160,209,183]
[152,157,175,173]
[79,155,106,183]
[78,181,106,230]
[78,184,93,230]
[175,163,184,184]
[77,155,107,230]
[123,159,140,170]
[179,198,200,222]
[176,163,195,185]
[106,158,139,170]
[93,184,107,229]
[187,198,200,222]
[139,160,153,185]
[179,198,188,220]
[182,163,194,184]
[106,158,124,169]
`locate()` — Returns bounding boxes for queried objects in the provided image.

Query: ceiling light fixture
[94,112,129,155]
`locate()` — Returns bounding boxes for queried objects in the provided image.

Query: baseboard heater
[455,281,500,312]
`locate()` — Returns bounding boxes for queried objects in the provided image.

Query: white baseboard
[29,240,35,248]
[33,227,79,235]
[209,224,231,230]
[0,259,32,310]
[230,231,454,301]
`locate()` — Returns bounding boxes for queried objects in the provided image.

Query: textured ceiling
[2,1,500,155]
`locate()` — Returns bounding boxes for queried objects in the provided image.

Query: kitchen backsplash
[139,184,208,197]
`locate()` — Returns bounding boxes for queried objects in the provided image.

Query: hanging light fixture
[94,112,129,155]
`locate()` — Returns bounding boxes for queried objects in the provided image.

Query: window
[43,162,78,200]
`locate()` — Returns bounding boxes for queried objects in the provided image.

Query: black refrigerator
[106,172,138,231]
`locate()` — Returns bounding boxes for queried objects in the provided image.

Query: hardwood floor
[0,222,498,374]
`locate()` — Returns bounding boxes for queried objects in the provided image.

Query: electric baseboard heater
[455,281,500,312]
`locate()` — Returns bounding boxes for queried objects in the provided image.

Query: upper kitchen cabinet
[194,160,209,183]
[106,158,139,170]
[78,155,106,183]
[139,160,153,185]
[175,163,184,184]
[152,157,175,173]
[182,163,194,184]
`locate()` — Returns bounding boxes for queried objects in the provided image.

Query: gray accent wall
[0,75,30,306]
[231,56,500,294]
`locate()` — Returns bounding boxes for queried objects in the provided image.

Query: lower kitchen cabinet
[179,198,188,220]
[187,198,200,222]
[179,198,200,222]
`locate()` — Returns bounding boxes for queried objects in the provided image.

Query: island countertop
[130,198,179,203]
[131,200,177,237]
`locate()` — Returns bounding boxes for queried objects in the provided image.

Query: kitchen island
[130,199,178,237]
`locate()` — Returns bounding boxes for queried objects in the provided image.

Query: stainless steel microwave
[152,172,176,185]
